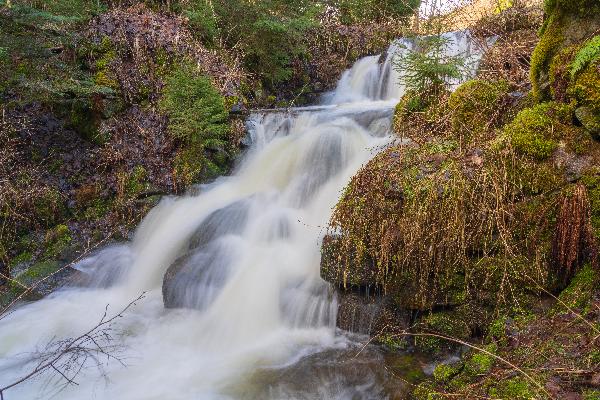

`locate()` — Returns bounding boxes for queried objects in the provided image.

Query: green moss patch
[502,101,573,159]
[448,79,509,144]
[554,263,598,314]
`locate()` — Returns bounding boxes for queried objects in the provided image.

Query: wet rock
[235,342,413,400]
[336,291,410,336]
[575,106,600,137]
[162,199,250,309]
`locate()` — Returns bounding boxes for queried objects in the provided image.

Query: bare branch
[0,293,145,399]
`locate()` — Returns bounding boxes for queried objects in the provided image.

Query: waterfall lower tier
[0,30,490,400]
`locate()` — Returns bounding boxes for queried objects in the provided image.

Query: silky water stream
[0,31,491,400]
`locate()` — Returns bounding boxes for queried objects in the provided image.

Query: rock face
[162,199,250,309]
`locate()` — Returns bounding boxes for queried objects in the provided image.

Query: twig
[0,293,145,399]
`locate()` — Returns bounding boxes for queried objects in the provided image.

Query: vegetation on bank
[323,0,600,398]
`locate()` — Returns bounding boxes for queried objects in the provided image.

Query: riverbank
[320,0,600,398]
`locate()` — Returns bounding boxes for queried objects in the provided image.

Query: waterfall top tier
[325,30,494,105]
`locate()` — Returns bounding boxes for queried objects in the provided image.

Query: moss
[33,188,67,227]
[81,197,112,221]
[581,174,600,239]
[488,377,534,399]
[8,252,32,268]
[464,343,497,376]
[502,102,573,160]
[125,165,148,196]
[554,263,598,314]
[14,260,61,287]
[583,389,600,400]
[173,143,229,190]
[549,45,578,102]
[514,159,564,195]
[68,99,103,143]
[531,13,564,100]
[379,333,409,351]
[588,349,600,366]
[43,224,72,260]
[575,106,600,136]
[412,382,444,400]
[173,146,206,190]
[224,95,240,112]
[92,36,119,90]
[488,316,510,345]
[387,354,426,382]
[432,363,460,383]
[569,59,600,112]
[414,311,472,353]
[570,35,600,80]
[468,257,547,309]
[448,79,509,144]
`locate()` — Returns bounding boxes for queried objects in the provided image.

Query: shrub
[337,0,420,24]
[160,61,229,145]
[212,0,320,86]
[159,61,231,184]
[182,0,219,47]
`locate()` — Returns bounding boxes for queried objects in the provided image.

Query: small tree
[393,34,466,100]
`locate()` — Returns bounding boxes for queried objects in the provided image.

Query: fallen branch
[0,292,145,400]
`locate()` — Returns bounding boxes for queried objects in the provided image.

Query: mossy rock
[393,91,450,141]
[487,377,535,399]
[502,101,574,160]
[532,0,600,101]
[172,144,227,190]
[553,263,599,314]
[13,260,62,288]
[569,59,600,114]
[414,310,472,353]
[432,362,461,383]
[386,353,426,382]
[575,106,600,137]
[549,45,578,103]
[466,257,548,307]
[543,0,600,18]
[448,79,509,144]
[463,343,498,377]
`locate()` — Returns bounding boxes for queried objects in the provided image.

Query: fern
[570,35,600,79]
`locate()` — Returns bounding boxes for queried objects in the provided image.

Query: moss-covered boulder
[501,101,575,160]
[447,79,509,144]
[531,0,600,101]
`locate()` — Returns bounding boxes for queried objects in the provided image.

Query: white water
[0,31,490,400]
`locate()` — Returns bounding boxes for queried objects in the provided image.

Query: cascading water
[0,31,490,400]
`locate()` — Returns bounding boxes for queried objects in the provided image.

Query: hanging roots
[552,183,598,288]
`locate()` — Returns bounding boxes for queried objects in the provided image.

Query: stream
[0,31,490,400]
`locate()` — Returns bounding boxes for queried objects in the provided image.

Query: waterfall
[0,31,490,400]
